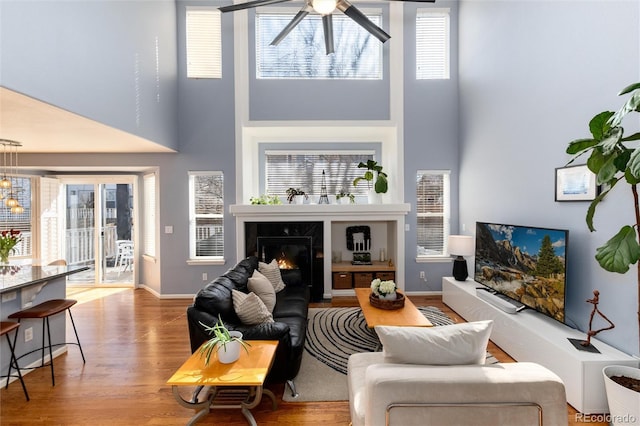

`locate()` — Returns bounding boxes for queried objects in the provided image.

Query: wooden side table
[167,340,279,426]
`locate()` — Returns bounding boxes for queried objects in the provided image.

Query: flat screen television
[474,222,568,323]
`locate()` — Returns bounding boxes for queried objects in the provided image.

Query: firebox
[257,235,312,292]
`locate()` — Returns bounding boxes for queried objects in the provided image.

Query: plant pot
[367,189,381,204]
[294,195,305,205]
[603,365,640,426]
[217,331,243,364]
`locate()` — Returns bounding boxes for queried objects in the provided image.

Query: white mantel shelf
[230,203,411,298]
[229,203,411,217]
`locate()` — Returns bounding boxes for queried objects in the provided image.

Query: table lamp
[448,235,474,281]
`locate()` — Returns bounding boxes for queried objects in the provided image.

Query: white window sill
[187,258,226,266]
[415,256,452,263]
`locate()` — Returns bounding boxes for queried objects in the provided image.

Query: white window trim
[188,171,225,265]
[416,169,450,262]
[143,173,157,259]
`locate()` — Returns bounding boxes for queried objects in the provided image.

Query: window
[416,170,450,258]
[265,151,374,197]
[0,176,33,258]
[189,172,224,259]
[416,9,450,80]
[143,173,156,258]
[186,7,222,79]
[256,11,383,79]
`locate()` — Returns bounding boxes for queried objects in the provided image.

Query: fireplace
[246,222,323,301]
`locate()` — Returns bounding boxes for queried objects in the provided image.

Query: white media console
[442,277,639,414]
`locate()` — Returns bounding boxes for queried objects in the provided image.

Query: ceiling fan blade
[337,0,390,43]
[270,5,312,46]
[322,14,335,55]
[219,0,290,13]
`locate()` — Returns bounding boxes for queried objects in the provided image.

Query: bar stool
[8,299,85,386]
[1,321,29,400]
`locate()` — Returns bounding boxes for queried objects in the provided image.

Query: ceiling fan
[219,0,435,55]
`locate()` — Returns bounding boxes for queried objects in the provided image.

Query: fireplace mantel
[231,203,411,298]
[230,203,410,217]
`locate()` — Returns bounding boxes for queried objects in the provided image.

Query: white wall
[458,0,640,356]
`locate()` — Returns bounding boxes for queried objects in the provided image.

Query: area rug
[282,306,498,402]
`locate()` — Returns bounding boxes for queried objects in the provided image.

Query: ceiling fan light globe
[312,0,336,15]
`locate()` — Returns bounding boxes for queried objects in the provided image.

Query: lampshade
[312,0,337,15]
[448,235,474,257]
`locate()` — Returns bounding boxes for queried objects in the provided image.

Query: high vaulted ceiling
[0,87,175,154]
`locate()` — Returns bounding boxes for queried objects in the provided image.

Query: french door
[53,176,137,286]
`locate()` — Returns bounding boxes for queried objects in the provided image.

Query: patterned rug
[305,306,455,375]
[283,306,498,402]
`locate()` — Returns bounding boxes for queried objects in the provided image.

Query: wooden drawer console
[331,262,395,289]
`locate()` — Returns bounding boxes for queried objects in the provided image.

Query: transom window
[416,170,450,257]
[189,172,224,259]
[256,11,383,79]
[416,9,450,80]
[265,151,375,197]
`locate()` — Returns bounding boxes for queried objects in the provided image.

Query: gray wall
[0,0,179,150]
[403,0,459,292]
[458,0,640,356]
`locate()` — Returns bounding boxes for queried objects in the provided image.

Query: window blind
[186,7,222,79]
[416,9,450,80]
[265,152,374,197]
[189,172,224,258]
[39,177,62,264]
[143,173,156,258]
[256,12,382,79]
[0,176,33,257]
[416,170,450,257]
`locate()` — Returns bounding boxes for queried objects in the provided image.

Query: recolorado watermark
[575,413,638,423]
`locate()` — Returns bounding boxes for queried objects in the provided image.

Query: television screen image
[474,222,568,323]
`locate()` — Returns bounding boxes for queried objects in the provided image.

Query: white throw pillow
[258,259,286,292]
[375,320,493,365]
[248,269,276,312]
[231,290,274,325]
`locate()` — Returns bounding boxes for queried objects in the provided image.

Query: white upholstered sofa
[347,322,567,426]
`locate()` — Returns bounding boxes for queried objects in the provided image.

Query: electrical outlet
[1,291,16,302]
[405,224,410,231]
[24,327,33,342]
[419,271,425,279]
[202,272,208,281]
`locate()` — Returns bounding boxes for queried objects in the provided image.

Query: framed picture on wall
[555,164,600,202]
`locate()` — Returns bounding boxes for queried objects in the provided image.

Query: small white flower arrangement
[370,278,397,297]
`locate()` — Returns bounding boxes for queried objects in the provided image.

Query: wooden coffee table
[167,340,278,426]
[354,287,433,328]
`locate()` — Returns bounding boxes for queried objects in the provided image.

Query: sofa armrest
[351,360,566,426]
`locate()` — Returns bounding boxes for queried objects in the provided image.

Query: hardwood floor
[0,289,604,425]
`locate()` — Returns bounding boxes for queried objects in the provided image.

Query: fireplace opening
[257,236,312,290]
[246,222,324,302]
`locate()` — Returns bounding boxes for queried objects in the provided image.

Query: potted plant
[285,187,308,204]
[198,315,251,365]
[566,82,640,418]
[249,194,282,205]
[336,190,355,204]
[352,160,388,203]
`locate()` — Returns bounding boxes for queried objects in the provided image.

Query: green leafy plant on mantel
[566,82,640,350]
[353,160,388,193]
[249,194,282,205]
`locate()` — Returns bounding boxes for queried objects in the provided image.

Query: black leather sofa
[187,256,309,395]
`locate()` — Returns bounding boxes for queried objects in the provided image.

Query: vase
[217,331,243,364]
[0,250,10,264]
[603,365,640,426]
[367,189,381,204]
